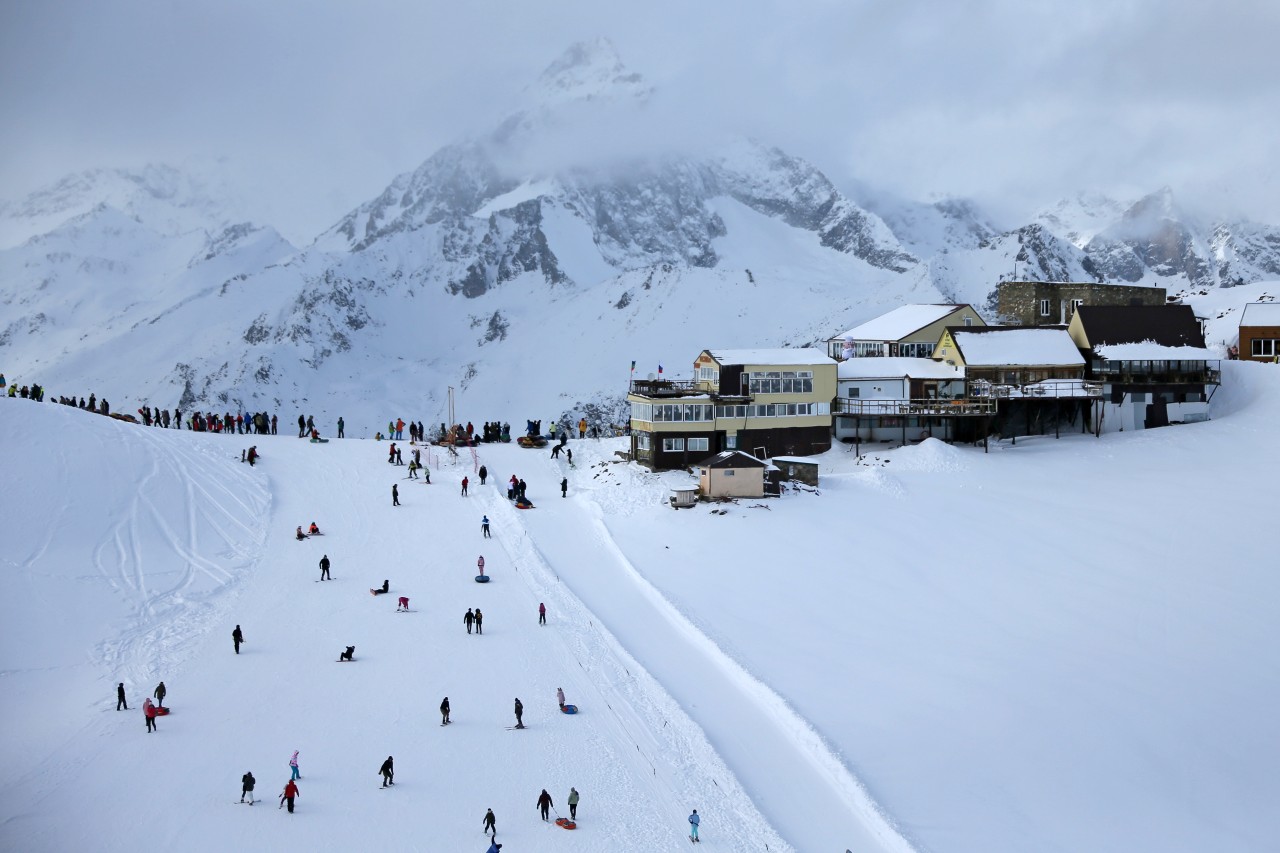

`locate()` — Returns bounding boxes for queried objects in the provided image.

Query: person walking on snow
[392,484,400,506]
[153,681,166,709]
[536,788,553,821]
[143,698,158,732]
[566,447,573,465]
[482,807,496,837]
[461,476,469,496]
[337,417,344,439]
[117,682,127,710]
[478,465,488,484]
[689,809,700,842]
[481,516,490,538]
[568,787,579,820]
[280,779,299,813]
[319,555,331,581]
[578,418,587,439]
[561,477,568,498]
[232,624,244,653]
[464,608,475,634]
[241,771,256,804]
[289,750,300,780]
[474,608,483,635]
[440,697,450,725]
[538,602,546,625]
[379,756,394,787]
[514,698,524,728]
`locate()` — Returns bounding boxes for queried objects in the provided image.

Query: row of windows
[696,367,719,382]
[661,437,710,453]
[898,342,935,358]
[631,403,714,422]
[716,402,829,418]
[744,371,814,395]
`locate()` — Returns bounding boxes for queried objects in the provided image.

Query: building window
[1040,299,1050,317]
[662,437,685,452]
[696,367,719,384]
[687,437,709,452]
[1071,298,1084,314]
[725,435,737,449]
[963,316,974,326]
[847,387,860,398]
[635,432,651,450]
[899,342,935,358]
[1252,338,1277,357]
[723,469,735,477]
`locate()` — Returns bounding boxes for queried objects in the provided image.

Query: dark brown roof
[1075,305,1205,348]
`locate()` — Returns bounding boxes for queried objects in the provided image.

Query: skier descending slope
[379,756,395,787]
[240,771,255,804]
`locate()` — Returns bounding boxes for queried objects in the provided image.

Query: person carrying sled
[153,681,166,709]
[232,624,244,654]
[280,779,299,813]
[536,788,553,821]
[440,697,450,725]
[379,755,394,787]
[482,807,496,837]
[514,697,524,729]
[464,608,475,634]
[241,771,256,804]
[289,750,301,779]
[319,555,331,581]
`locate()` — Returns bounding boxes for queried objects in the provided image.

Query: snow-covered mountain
[2,39,1280,429]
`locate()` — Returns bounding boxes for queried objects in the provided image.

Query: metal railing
[834,398,997,417]
[629,379,701,397]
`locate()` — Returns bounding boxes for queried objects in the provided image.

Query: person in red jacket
[143,697,158,732]
[461,476,469,496]
[280,779,300,813]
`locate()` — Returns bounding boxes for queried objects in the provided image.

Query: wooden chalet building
[697,451,769,498]
[627,348,836,470]
[1068,304,1220,431]
[1238,302,1280,362]
[826,304,985,360]
[832,356,994,445]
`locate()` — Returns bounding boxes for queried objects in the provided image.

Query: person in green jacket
[337,417,344,438]
[567,787,579,820]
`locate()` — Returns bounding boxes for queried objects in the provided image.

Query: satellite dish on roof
[647,373,656,380]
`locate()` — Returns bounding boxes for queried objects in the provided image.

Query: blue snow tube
[474,575,490,583]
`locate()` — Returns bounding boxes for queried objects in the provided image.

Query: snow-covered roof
[698,450,768,468]
[770,456,818,465]
[834,305,967,342]
[1240,302,1280,327]
[1094,342,1216,360]
[952,329,1084,366]
[838,357,964,380]
[706,348,834,367]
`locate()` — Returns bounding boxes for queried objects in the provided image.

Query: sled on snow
[309,437,329,443]
[560,704,578,714]
[474,575,490,583]
[516,435,547,448]
[555,818,577,829]
[154,706,171,716]
[514,498,535,509]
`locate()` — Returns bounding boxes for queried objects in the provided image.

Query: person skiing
[477,555,485,576]
[568,787,579,820]
[481,516,490,538]
[153,681,166,709]
[536,788,553,821]
[280,779,299,813]
[143,697,158,732]
[392,483,400,506]
[538,602,546,625]
[241,771,256,804]
[689,809,700,842]
[232,625,244,654]
[440,697,451,725]
[396,596,410,611]
[461,476,469,496]
[478,465,488,484]
[319,555,331,581]
[289,750,300,780]
[514,697,524,729]
[117,682,128,710]
[474,608,483,635]
[464,608,475,634]
[560,477,568,498]
[407,459,418,479]
[337,417,344,439]
[557,687,566,711]
[379,756,394,787]
[482,807,496,837]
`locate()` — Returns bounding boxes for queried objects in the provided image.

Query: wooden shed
[697,451,768,498]
[770,456,818,486]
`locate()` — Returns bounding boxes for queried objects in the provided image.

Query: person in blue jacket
[688,809,700,842]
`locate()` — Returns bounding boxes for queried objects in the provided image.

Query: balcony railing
[629,379,701,397]
[834,398,997,417]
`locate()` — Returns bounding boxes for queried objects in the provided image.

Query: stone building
[995,281,1166,327]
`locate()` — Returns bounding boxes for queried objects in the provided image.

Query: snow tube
[474,575,490,583]
[154,707,171,716]
[555,818,577,830]
[560,704,577,714]
[309,438,328,443]
[516,435,547,448]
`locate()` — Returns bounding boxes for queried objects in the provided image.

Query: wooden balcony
[834,397,997,417]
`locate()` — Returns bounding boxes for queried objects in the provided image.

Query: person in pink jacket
[143,698,158,732]
[289,750,300,780]
[477,555,485,576]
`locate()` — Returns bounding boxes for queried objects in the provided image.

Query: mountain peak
[526,37,650,108]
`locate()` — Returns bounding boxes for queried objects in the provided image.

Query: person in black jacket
[536,788,553,821]
[319,555,331,581]
[116,682,127,711]
[514,697,524,729]
[440,697,450,725]
[241,771,256,804]
[232,625,244,654]
[379,756,394,787]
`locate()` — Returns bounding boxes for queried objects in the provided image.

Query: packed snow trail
[505,443,916,853]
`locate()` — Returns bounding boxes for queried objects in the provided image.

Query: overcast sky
[2,0,1277,242]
